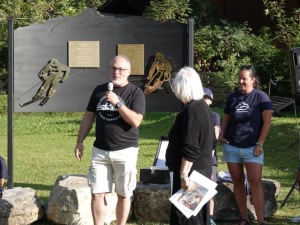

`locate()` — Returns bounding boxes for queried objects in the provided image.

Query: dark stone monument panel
[14,8,189,112]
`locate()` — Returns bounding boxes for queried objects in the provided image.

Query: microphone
[107,82,114,107]
[108,82,113,91]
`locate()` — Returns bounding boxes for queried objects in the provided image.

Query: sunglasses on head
[240,65,255,73]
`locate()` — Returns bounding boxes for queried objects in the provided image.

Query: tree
[263,0,300,49]
[143,0,191,23]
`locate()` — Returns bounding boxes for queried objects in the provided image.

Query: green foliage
[261,0,300,95]
[143,0,192,23]
[189,0,218,27]
[143,0,217,26]
[263,0,300,49]
[249,27,290,95]
[194,21,286,91]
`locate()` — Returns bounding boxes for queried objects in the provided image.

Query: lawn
[0,95,299,224]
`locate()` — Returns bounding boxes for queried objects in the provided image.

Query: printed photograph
[177,181,208,211]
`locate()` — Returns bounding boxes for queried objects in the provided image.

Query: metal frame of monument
[7,13,195,188]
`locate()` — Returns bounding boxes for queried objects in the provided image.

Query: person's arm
[74,111,96,161]
[106,90,143,128]
[254,109,272,156]
[180,158,193,190]
[218,113,229,144]
[214,125,220,140]
[212,126,220,157]
[117,105,143,128]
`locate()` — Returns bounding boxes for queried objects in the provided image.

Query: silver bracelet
[256,142,264,147]
[180,174,188,180]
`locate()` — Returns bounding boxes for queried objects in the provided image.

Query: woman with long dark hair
[219,65,272,225]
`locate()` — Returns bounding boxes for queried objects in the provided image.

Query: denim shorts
[222,144,264,165]
[88,146,138,197]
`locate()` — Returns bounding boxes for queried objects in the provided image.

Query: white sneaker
[291,215,300,223]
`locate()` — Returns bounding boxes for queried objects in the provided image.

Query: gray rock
[133,179,280,223]
[0,187,44,225]
[134,183,170,223]
[46,174,117,225]
[214,179,280,221]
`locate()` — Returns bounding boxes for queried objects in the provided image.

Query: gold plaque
[117,44,144,75]
[68,41,100,68]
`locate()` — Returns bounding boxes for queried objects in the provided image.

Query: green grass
[0,95,300,224]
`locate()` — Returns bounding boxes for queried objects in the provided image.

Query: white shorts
[88,146,138,197]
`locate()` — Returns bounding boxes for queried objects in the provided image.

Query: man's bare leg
[115,194,131,225]
[91,193,107,225]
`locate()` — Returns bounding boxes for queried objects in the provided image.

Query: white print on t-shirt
[235,101,250,112]
[96,95,123,121]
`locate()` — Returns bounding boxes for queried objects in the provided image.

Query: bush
[194,20,288,93]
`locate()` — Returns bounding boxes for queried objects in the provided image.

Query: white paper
[152,166,169,170]
[155,139,169,167]
[169,170,218,218]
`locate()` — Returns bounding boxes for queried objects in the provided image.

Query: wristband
[256,142,263,147]
[180,174,188,180]
[77,141,83,143]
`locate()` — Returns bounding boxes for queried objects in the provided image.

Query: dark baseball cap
[203,87,213,100]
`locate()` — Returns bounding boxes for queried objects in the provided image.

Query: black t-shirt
[86,82,146,150]
[223,89,272,148]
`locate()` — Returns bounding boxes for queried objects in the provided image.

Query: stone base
[133,179,280,223]
[214,179,280,221]
[0,187,44,225]
[46,174,118,225]
[134,183,170,223]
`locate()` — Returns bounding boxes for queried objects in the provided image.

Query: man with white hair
[74,55,146,225]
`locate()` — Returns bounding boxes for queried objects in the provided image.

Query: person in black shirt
[219,65,272,225]
[166,66,214,225]
[203,87,220,225]
[74,55,146,225]
[0,156,8,199]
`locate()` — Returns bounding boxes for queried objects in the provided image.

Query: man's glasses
[110,67,129,72]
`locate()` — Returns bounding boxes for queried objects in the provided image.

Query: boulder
[133,179,280,223]
[214,179,280,221]
[0,187,44,225]
[46,174,117,225]
[134,183,170,222]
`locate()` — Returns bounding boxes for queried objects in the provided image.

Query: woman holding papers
[218,65,272,225]
[166,66,214,225]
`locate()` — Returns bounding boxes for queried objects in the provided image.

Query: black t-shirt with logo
[86,82,146,151]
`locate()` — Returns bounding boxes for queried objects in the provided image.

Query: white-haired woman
[166,66,214,225]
